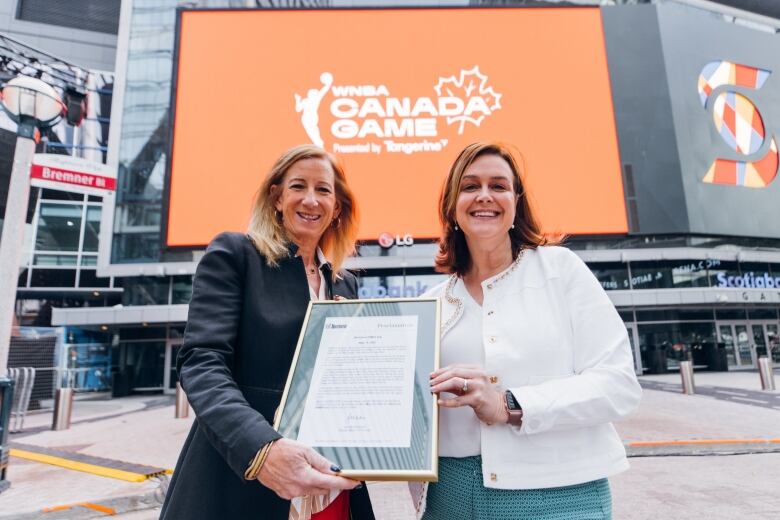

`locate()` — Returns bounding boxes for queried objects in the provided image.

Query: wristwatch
[504,390,524,427]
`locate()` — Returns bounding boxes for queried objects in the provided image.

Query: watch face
[505,391,521,411]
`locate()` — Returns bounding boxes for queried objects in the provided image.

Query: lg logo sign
[378,232,414,249]
[698,60,778,188]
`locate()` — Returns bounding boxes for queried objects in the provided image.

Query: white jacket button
[490,473,497,482]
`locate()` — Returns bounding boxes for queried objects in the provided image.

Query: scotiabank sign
[717,272,780,289]
[168,7,626,247]
[31,154,116,196]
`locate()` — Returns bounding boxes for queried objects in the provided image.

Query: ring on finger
[460,378,469,395]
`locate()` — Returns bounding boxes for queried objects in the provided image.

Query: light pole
[0,75,64,493]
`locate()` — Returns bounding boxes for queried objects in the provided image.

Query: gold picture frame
[274,298,440,481]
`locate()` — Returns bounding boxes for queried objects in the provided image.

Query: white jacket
[425,246,642,489]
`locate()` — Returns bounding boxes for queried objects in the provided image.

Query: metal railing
[58,366,111,392]
[7,367,35,433]
[5,366,111,432]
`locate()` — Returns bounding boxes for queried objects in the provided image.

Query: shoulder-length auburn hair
[247,145,358,277]
[435,142,555,276]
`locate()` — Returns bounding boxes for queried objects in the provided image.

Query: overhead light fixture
[63,84,87,127]
[1,75,64,136]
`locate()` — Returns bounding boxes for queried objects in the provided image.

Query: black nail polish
[330,464,342,472]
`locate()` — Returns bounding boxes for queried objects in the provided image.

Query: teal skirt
[423,456,612,520]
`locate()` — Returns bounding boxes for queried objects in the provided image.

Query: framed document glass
[274,298,440,481]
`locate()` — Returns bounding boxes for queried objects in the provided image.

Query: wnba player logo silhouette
[295,72,333,148]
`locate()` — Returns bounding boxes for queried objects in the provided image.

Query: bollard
[758,356,776,391]
[52,388,73,431]
[175,382,189,419]
[679,360,695,394]
[0,377,15,493]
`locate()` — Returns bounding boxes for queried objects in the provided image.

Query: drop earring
[454,222,459,231]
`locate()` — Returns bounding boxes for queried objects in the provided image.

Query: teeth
[472,211,498,217]
[297,213,321,221]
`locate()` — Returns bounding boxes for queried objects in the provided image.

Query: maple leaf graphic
[434,66,502,135]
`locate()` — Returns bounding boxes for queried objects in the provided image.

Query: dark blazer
[160,232,374,519]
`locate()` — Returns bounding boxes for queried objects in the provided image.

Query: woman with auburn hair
[161,145,374,520]
[419,142,641,519]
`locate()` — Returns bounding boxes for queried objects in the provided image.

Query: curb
[9,443,171,483]
[626,439,780,457]
[0,477,167,519]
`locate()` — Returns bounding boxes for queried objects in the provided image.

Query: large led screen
[167,7,627,247]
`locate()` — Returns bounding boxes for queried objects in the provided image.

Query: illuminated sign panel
[167,7,627,247]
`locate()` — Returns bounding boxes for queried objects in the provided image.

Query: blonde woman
[161,145,373,520]
[420,142,641,519]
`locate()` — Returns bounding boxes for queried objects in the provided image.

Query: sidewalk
[0,371,778,519]
[1,396,192,519]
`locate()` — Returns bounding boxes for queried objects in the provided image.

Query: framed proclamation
[274,298,440,481]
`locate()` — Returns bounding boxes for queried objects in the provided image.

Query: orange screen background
[168,7,626,247]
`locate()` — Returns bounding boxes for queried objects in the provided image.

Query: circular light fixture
[1,75,64,127]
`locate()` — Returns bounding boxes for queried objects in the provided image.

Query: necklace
[483,250,524,289]
[441,249,525,335]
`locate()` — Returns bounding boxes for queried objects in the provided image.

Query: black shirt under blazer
[160,232,374,519]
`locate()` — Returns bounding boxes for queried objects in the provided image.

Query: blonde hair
[247,145,358,278]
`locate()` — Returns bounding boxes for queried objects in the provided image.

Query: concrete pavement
[0,370,777,519]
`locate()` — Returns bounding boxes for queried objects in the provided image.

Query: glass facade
[588,259,780,291]
[18,189,113,291]
[63,328,113,392]
[111,0,180,264]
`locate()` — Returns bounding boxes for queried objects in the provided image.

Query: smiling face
[454,154,519,243]
[273,157,340,249]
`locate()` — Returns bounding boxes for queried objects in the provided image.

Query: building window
[171,276,193,304]
[706,260,742,288]
[629,260,711,289]
[589,262,629,291]
[78,269,111,288]
[117,276,170,306]
[83,206,101,252]
[636,309,715,322]
[16,0,120,34]
[80,255,98,266]
[29,268,77,287]
[35,203,83,252]
[33,254,78,266]
[357,273,445,299]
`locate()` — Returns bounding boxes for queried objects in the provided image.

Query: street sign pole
[0,123,36,495]
[0,75,66,494]
[0,132,35,377]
